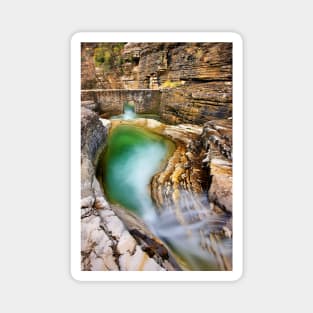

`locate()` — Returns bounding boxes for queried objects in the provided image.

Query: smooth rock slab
[81,214,119,271]
[119,246,164,271]
[117,230,137,255]
[105,215,125,239]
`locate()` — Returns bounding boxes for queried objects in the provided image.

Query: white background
[0,1,312,312]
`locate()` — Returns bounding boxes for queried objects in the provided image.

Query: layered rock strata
[123,43,232,124]
[81,42,232,125]
[202,119,233,216]
[81,43,98,89]
[81,108,179,271]
[110,118,232,270]
[152,121,232,270]
[80,41,234,270]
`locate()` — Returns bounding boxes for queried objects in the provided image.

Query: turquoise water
[110,103,160,121]
[100,124,174,219]
[98,120,232,270]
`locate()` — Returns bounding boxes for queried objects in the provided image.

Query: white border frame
[71,32,243,281]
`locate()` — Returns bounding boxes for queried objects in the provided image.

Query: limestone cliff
[80,42,234,271]
[81,42,232,125]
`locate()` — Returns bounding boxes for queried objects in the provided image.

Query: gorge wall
[81,42,232,124]
[80,42,233,270]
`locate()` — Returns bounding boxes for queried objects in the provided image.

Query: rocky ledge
[80,108,179,271]
[111,118,232,270]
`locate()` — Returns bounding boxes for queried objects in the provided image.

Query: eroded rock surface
[202,119,233,216]
[110,118,232,270]
[152,121,232,270]
[81,42,232,124]
[80,108,179,271]
[80,42,234,271]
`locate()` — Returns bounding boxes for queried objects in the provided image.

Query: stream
[98,105,231,270]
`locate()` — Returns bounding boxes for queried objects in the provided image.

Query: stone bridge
[81,89,161,117]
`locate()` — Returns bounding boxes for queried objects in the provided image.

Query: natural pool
[97,102,231,270]
[99,124,175,221]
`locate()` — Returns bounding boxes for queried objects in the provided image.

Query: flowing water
[98,105,231,270]
[110,103,160,121]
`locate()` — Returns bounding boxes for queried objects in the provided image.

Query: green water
[100,125,174,216]
[98,123,231,271]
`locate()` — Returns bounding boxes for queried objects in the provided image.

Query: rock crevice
[79,41,234,271]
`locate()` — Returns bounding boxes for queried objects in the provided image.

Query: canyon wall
[81,42,232,124]
[80,42,234,270]
[123,43,232,124]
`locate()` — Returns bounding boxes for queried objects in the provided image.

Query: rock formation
[81,42,232,124]
[81,108,179,271]
[109,118,232,270]
[80,42,234,271]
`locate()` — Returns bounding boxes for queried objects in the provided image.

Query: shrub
[93,44,126,70]
[160,80,184,89]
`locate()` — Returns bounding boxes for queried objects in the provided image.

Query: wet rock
[79,39,235,269]
[80,109,179,271]
[129,229,169,260]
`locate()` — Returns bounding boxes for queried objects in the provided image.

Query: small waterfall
[100,123,231,270]
[110,102,160,121]
[149,191,232,270]
[110,103,136,120]
[122,103,137,120]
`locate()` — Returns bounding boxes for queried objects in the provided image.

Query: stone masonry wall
[81,89,161,117]
[81,42,232,125]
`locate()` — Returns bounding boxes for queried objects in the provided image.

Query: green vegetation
[195,48,204,59]
[93,43,126,70]
[160,80,185,89]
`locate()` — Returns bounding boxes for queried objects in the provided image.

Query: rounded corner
[70,268,84,282]
[230,266,244,282]
[230,32,243,45]
[70,32,83,45]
